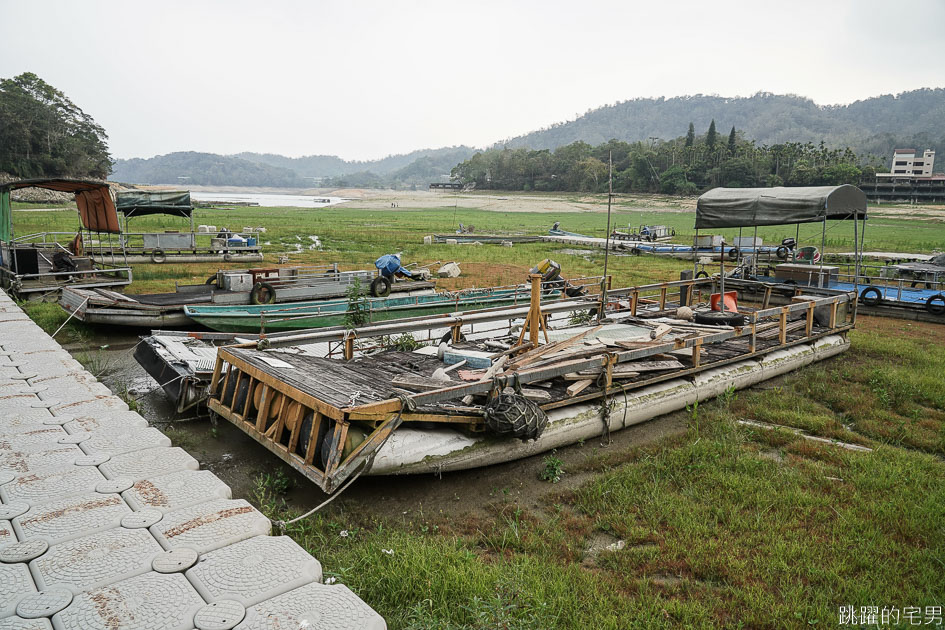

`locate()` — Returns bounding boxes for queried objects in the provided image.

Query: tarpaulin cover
[116,191,193,218]
[695,185,868,229]
[0,192,11,241]
[0,178,121,233]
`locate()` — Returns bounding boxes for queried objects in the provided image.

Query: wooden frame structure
[207,278,856,493]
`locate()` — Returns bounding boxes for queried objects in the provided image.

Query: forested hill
[112,146,477,187]
[111,152,307,187]
[502,89,945,164]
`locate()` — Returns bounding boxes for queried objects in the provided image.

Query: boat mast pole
[599,152,613,322]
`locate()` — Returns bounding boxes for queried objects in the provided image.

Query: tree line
[0,72,112,179]
[451,121,883,195]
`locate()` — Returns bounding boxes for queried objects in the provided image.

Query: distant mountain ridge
[500,89,945,167]
[112,146,477,187]
[110,88,945,187]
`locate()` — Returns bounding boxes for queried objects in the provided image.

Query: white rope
[274,465,366,534]
[52,296,89,339]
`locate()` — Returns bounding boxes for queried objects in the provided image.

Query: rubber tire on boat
[926,294,945,316]
[205,274,218,287]
[671,228,676,236]
[693,310,746,327]
[728,248,739,261]
[776,246,789,260]
[695,270,709,279]
[630,247,642,256]
[251,281,277,305]
[370,276,392,298]
[860,286,882,306]
[151,249,166,264]
[223,253,234,262]
[483,393,549,440]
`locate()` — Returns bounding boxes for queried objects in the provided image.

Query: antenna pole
[599,152,613,321]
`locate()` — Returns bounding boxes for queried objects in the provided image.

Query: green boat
[183,287,550,333]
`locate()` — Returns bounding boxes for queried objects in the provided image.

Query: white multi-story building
[877,148,935,179]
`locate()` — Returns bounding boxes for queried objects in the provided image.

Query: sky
[2,0,943,162]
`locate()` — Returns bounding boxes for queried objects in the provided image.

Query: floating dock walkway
[0,292,385,629]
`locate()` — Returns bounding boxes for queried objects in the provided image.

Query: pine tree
[685,122,695,148]
[706,120,717,151]
[727,126,737,156]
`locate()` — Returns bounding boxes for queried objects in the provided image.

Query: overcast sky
[2,0,943,161]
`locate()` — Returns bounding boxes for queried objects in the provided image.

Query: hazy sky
[2,0,943,161]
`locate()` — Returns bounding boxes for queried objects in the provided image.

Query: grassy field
[14,194,945,628]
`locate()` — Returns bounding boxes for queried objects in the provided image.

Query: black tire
[150,249,166,264]
[860,286,882,306]
[910,280,919,288]
[694,311,746,327]
[695,270,709,279]
[370,276,392,297]
[205,274,218,287]
[926,294,945,316]
[776,246,789,260]
[727,248,739,261]
[671,228,676,236]
[251,281,277,305]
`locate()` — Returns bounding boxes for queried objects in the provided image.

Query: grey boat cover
[116,191,193,218]
[695,185,867,229]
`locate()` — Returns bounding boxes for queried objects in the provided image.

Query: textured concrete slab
[0,520,14,551]
[0,426,67,454]
[62,412,148,435]
[150,499,270,553]
[0,561,36,618]
[99,446,199,480]
[13,492,130,545]
[79,427,171,457]
[0,445,84,475]
[0,466,106,506]
[186,535,321,606]
[53,571,205,630]
[0,616,52,630]
[236,582,387,630]
[123,469,232,513]
[31,527,162,593]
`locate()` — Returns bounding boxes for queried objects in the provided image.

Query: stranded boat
[183,285,559,333]
[58,263,435,328]
[203,273,856,494]
[0,178,132,299]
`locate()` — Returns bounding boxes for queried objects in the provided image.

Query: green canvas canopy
[116,191,193,218]
[695,185,868,229]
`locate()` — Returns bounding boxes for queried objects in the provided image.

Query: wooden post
[451,323,462,342]
[779,307,788,345]
[631,290,639,316]
[805,302,814,337]
[762,286,772,310]
[303,411,323,465]
[254,384,271,432]
[210,357,223,397]
[749,322,757,353]
[659,287,667,310]
[829,301,838,329]
[692,339,702,368]
[344,334,355,360]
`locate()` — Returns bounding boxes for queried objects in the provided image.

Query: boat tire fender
[151,249,166,264]
[695,270,709,279]
[727,248,739,261]
[860,286,882,306]
[693,311,746,327]
[370,276,392,297]
[251,282,277,305]
[776,246,789,260]
[926,294,945,316]
[205,274,218,287]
